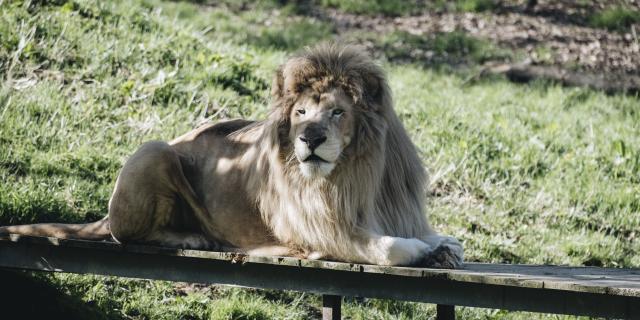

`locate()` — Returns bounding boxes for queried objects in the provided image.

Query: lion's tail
[0,216,112,241]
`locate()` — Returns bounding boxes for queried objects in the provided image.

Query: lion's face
[288,87,355,178]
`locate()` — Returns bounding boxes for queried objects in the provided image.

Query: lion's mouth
[304,154,329,163]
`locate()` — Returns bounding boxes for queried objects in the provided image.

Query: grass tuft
[589,7,640,32]
[453,0,498,12]
[316,0,499,15]
[379,31,511,66]
[319,0,417,16]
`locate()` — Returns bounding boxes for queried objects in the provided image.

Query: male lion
[0,43,463,268]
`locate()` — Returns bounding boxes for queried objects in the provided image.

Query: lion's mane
[249,43,433,261]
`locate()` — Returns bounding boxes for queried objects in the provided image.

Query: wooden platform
[1,234,639,319]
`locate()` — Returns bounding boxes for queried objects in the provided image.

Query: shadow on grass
[0,270,117,320]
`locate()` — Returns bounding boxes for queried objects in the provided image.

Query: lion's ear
[363,73,380,99]
[361,70,386,108]
[271,65,285,101]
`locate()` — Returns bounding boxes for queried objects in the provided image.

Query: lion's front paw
[419,237,464,269]
[380,237,430,266]
[181,234,219,251]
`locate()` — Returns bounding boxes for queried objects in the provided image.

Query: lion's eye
[332,109,344,116]
[297,109,306,115]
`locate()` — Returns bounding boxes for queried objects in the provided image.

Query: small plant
[589,7,640,32]
[248,20,333,50]
[317,0,498,15]
[319,0,418,16]
[380,31,510,65]
[455,0,498,12]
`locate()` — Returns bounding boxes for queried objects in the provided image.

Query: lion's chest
[260,181,350,251]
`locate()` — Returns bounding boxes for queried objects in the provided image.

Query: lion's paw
[380,237,430,266]
[419,236,464,269]
[306,251,326,260]
[180,234,219,251]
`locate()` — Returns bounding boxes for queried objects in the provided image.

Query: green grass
[377,30,512,66]
[589,6,640,32]
[319,0,418,16]
[317,0,498,15]
[1,0,639,319]
[451,0,498,13]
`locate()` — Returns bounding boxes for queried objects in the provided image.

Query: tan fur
[0,43,463,267]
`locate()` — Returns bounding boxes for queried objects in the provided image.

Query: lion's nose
[300,135,327,151]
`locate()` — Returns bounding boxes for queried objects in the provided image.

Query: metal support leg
[322,294,341,320]
[436,304,455,320]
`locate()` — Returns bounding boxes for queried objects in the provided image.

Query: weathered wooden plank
[2,234,638,298]
[1,235,639,319]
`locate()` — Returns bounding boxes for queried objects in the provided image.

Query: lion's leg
[108,141,219,249]
[344,232,463,268]
[144,228,220,250]
[108,141,180,243]
[358,233,432,266]
[245,245,299,257]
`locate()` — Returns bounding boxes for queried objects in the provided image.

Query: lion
[0,43,463,268]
